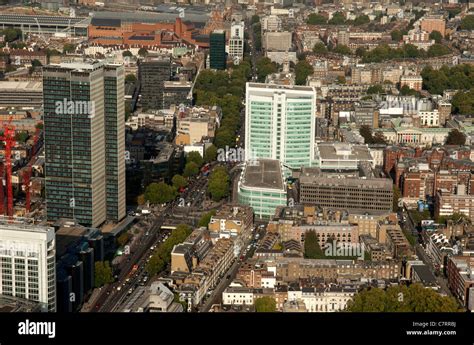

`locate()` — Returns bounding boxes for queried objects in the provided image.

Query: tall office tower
[0,222,56,312]
[210,30,226,70]
[104,65,126,222]
[228,21,244,62]
[43,61,126,227]
[245,83,317,169]
[138,56,171,110]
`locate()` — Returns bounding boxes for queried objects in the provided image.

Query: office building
[104,64,126,222]
[43,61,126,228]
[245,83,316,169]
[210,30,226,70]
[238,159,287,219]
[228,21,244,61]
[0,222,56,312]
[163,80,192,109]
[138,56,171,110]
[298,168,393,213]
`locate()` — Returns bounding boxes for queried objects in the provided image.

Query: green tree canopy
[445,129,466,146]
[333,44,352,55]
[204,144,218,163]
[207,166,230,201]
[346,284,461,312]
[304,230,324,259]
[117,232,131,247]
[307,13,327,25]
[328,12,346,25]
[429,30,443,44]
[94,261,114,288]
[62,43,76,54]
[146,224,192,276]
[122,50,133,57]
[125,74,137,83]
[460,15,474,31]
[255,296,277,312]
[172,174,187,189]
[138,48,148,57]
[313,42,328,54]
[144,182,177,204]
[183,162,200,178]
[295,60,314,85]
[354,15,370,26]
[186,151,204,167]
[198,210,216,228]
[367,84,384,95]
[451,89,474,115]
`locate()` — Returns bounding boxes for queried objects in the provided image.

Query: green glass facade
[210,30,226,70]
[245,84,316,170]
[238,186,287,219]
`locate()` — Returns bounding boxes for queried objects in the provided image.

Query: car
[128,288,133,295]
[116,286,122,291]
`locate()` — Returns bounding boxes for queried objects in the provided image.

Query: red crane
[0,117,16,219]
[0,163,4,215]
[22,126,41,214]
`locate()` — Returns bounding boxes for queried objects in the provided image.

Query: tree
[186,151,204,167]
[295,60,314,85]
[346,284,461,312]
[62,43,76,54]
[122,50,133,57]
[172,174,187,189]
[333,44,352,55]
[251,15,260,25]
[1,28,22,42]
[138,48,148,57]
[336,75,346,84]
[328,12,346,25]
[354,15,370,26]
[393,186,401,212]
[359,125,374,144]
[255,297,277,312]
[399,85,419,96]
[460,15,474,31]
[313,42,328,54]
[94,261,114,288]
[367,84,384,95]
[204,144,218,163]
[429,30,443,44]
[307,13,327,25]
[373,132,387,144]
[31,59,42,68]
[117,232,131,247]
[125,74,137,83]
[355,47,366,58]
[198,210,216,228]
[183,162,199,178]
[15,132,29,143]
[445,129,466,146]
[304,230,324,259]
[451,89,474,115]
[427,43,451,57]
[136,194,146,205]
[207,166,230,201]
[144,182,177,204]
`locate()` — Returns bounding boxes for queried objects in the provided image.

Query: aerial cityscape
[0,0,474,331]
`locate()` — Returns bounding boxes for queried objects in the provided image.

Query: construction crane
[0,117,16,220]
[22,126,41,214]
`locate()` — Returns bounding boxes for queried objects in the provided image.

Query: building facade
[0,223,56,312]
[245,83,316,169]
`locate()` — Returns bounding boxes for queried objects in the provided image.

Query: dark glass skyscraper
[43,61,126,227]
[138,56,171,110]
[210,30,226,70]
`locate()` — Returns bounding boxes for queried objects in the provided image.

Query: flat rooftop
[316,142,373,161]
[247,82,316,93]
[0,81,42,91]
[241,159,284,190]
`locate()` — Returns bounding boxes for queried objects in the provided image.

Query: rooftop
[241,159,285,190]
